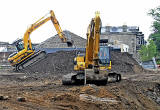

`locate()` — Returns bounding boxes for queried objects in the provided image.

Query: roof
[101,25,141,34]
[0,41,9,45]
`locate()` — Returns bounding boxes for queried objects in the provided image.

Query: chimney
[105,26,111,32]
[122,25,127,32]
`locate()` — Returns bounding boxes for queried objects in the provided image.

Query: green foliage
[148,6,160,52]
[139,45,148,61]
[148,7,160,21]
[139,40,157,61]
[156,59,160,64]
[148,40,157,58]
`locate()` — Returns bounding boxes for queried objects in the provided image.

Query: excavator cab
[99,45,112,70]
[15,41,24,52]
[14,39,34,51]
[99,45,110,65]
[13,39,24,52]
[15,39,35,51]
[99,39,111,66]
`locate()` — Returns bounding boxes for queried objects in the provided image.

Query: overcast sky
[0,0,159,43]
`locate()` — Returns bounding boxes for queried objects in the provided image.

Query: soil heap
[110,51,144,74]
[23,50,144,74]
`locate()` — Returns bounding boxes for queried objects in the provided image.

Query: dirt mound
[111,51,144,73]
[23,51,78,74]
[22,50,143,74]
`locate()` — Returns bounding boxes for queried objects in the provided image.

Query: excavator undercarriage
[15,50,46,71]
[62,69,121,85]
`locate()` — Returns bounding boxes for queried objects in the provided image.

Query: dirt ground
[0,51,159,110]
[0,68,160,110]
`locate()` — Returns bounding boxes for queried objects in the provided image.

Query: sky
[0,0,159,43]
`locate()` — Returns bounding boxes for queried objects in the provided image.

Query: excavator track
[16,50,47,71]
[62,73,79,85]
[62,70,121,85]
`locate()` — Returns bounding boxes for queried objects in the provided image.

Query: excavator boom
[50,10,73,46]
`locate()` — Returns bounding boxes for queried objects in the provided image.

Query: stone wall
[101,33,137,54]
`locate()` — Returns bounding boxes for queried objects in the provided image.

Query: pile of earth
[22,51,78,75]
[110,51,144,74]
[22,50,144,75]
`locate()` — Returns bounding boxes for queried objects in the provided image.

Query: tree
[139,40,157,61]
[148,6,160,52]
[148,40,157,59]
[139,45,148,61]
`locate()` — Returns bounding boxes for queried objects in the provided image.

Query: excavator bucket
[67,40,74,47]
[64,31,74,47]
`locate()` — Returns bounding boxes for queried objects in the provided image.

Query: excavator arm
[85,12,101,72]
[93,12,101,73]
[50,10,73,46]
[50,11,68,43]
[23,10,73,51]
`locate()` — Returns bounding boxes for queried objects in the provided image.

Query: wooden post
[84,69,86,85]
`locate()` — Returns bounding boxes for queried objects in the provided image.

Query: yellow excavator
[62,12,121,85]
[8,10,73,71]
